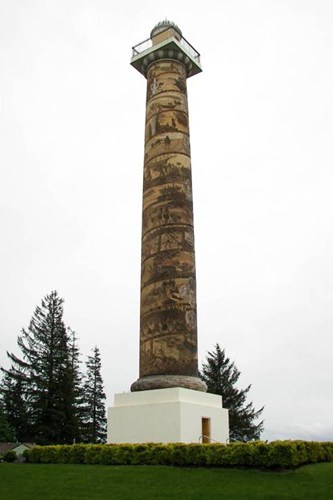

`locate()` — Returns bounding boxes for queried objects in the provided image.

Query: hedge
[22,440,333,470]
[3,450,17,463]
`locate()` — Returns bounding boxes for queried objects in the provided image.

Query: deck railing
[132,27,201,65]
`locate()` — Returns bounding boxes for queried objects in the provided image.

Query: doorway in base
[202,417,211,443]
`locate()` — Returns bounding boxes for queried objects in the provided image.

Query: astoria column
[131,21,206,393]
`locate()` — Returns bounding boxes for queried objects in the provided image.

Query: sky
[1,0,333,442]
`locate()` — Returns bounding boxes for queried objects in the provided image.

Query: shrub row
[23,440,333,469]
[0,450,17,462]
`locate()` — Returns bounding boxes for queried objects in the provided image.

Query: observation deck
[131,22,202,78]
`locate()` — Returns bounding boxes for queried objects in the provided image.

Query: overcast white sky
[1,0,333,442]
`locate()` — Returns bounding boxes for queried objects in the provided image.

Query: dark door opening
[202,417,211,443]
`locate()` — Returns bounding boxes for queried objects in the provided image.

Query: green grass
[1,463,333,499]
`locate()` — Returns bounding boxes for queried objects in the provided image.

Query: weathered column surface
[130,21,206,392]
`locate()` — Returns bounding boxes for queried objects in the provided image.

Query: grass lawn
[1,463,333,500]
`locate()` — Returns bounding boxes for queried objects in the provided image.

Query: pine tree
[65,327,84,442]
[82,347,107,443]
[0,370,30,442]
[200,343,264,442]
[0,291,81,444]
[0,403,15,442]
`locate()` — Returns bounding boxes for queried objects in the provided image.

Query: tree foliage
[81,347,107,443]
[0,403,15,442]
[200,343,264,442]
[1,291,76,444]
[0,369,30,441]
[0,291,106,445]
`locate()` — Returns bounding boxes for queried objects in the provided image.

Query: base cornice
[130,374,207,393]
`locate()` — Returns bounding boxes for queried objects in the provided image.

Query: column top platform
[131,21,202,78]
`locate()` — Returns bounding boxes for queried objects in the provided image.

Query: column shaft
[131,59,206,392]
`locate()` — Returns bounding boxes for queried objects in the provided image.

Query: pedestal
[107,387,229,444]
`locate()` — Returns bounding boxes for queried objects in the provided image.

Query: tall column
[130,21,206,393]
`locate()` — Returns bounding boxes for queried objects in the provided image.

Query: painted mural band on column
[131,22,206,392]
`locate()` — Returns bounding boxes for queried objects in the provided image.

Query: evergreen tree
[0,291,80,444]
[65,327,84,442]
[0,403,15,442]
[0,370,30,442]
[200,343,264,442]
[82,347,107,443]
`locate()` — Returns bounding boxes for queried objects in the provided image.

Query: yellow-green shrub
[22,440,333,469]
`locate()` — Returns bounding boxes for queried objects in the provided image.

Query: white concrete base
[107,387,229,444]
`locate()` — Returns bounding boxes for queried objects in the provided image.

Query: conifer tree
[0,403,15,442]
[0,370,30,442]
[65,327,84,442]
[0,291,81,444]
[82,347,107,443]
[201,343,264,442]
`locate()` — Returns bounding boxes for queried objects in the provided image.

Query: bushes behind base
[23,441,333,470]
